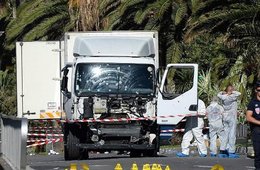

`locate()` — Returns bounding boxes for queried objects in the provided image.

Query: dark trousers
[252,126,260,170]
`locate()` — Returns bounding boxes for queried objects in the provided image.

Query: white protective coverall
[180,99,208,156]
[206,100,225,155]
[217,91,241,153]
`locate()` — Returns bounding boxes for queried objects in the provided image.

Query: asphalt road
[27,152,255,170]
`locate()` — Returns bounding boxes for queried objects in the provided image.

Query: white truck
[16,31,198,160]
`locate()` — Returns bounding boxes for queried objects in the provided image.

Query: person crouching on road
[176,99,208,157]
[217,84,241,158]
[246,81,260,170]
[206,96,225,157]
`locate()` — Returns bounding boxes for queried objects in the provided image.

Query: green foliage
[0,70,10,89]
[98,0,121,30]
[175,2,187,25]
[0,0,72,116]
[0,0,259,118]
[156,0,172,21]
[169,42,182,64]
[5,0,71,50]
[103,0,176,64]
[185,1,260,42]
[133,0,172,25]
[198,69,219,105]
[0,70,16,115]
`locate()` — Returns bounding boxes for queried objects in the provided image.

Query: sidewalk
[0,156,12,170]
[160,145,251,157]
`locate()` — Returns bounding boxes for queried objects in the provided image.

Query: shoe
[218,150,229,158]
[228,153,239,158]
[199,154,207,157]
[210,153,217,157]
[218,153,228,158]
[176,152,189,157]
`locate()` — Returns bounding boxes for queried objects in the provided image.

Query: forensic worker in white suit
[176,99,207,157]
[217,84,241,158]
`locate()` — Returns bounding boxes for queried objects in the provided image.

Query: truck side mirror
[64,91,71,99]
[61,66,71,99]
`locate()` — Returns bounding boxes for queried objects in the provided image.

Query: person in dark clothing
[246,81,260,170]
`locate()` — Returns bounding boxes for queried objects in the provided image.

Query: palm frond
[6,0,67,49]
[133,0,172,25]
[226,20,260,45]
[190,0,201,13]
[167,42,183,64]
[103,9,122,30]
[23,11,69,41]
[99,0,119,13]
[198,69,220,105]
[157,0,172,21]
[119,0,143,16]
[185,4,260,42]
[175,2,187,25]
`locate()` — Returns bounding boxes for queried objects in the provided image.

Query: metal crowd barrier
[0,114,28,170]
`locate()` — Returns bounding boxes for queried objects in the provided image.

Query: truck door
[16,41,61,119]
[157,64,198,125]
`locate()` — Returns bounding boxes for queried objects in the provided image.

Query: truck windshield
[75,63,155,96]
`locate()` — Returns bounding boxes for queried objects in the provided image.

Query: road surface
[27,152,255,170]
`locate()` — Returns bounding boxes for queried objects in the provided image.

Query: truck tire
[143,137,158,157]
[64,130,80,160]
[64,124,89,160]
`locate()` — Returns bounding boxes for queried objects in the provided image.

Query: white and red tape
[29,113,206,123]
[27,138,63,148]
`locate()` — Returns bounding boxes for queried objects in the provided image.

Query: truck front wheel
[64,124,89,160]
[143,137,158,157]
[64,130,80,160]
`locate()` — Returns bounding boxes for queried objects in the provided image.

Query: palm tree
[5,0,71,50]
[198,69,220,105]
[184,1,260,42]
[0,69,16,115]
[1,0,72,75]
[69,0,100,31]
[0,0,12,70]
[68,0,118,31]
[103,0,225,65]
[183,0,260,109]
[103,0,187,65]
[225,15,260,81]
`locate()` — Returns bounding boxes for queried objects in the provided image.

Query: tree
[103,0,183,65]
[0,0,72,115]
[68,0,120,31]
[0,0,72,69]
[0,69,16,115]
[5,0,71,49]
[103,0,227,65]
[68,0,100,31]
[183,0,260,109]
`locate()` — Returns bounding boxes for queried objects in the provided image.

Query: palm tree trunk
[79,0,99,31]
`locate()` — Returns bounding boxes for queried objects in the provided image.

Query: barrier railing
[0,114,28,170]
